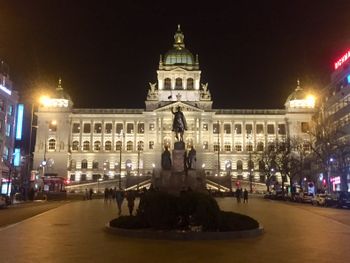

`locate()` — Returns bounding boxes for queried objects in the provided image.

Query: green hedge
[110,191,259,232]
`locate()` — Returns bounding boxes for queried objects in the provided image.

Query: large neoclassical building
[33,26,316,184]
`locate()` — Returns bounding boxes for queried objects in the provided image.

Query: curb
[105,223,264,240]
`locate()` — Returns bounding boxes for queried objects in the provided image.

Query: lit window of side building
[32,26,315,187]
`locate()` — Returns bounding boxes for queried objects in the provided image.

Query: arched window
[92,160,99,169]
[187,78,194,89]
[81,159,88,169]
[94,141,101,151]
[175,78,182,89]
[105,141,112,151]
[116,141,122,151]
[164,78,171,90]
[70,159,76,169]
[137,141,144,151]
[48,139,56,151]
[83,141,90,151]
[257,142,264,152]
[126,141,133,152]
[72,141,79,151]
[236,160,243,171]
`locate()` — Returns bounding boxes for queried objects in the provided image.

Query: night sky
[1,0,350,109]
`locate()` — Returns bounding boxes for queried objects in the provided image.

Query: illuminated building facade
[0,60,19,182]
[33,26,315,186]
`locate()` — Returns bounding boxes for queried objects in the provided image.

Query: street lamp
[118,129,125,189]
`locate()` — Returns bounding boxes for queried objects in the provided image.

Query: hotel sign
[334,49,350,70]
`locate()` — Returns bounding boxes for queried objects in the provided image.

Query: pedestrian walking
[126,190,136,216]
[243,188,249,203]
[115,189,125,216]
[85,188,89,200]
[104,188,109,203]
[236,188,241,203]
[89,188,93,200]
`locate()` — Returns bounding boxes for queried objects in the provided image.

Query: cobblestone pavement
[0,196,349,263]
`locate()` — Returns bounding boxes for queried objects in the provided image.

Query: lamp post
[217,120,220,176]
[118,129,125,189]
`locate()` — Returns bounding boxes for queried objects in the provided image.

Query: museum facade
[33,26,316,185]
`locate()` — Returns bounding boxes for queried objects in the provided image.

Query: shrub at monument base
[109,191,259,232]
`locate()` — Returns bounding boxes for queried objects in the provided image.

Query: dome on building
[163,25,195,66]
[286,81,307,102]
[54,78,72,101]
[285,80,316,109]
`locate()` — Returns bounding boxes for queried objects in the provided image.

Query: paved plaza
[0,196,350,263]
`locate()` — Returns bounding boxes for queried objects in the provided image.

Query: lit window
[127,141,133,151]
[94,141,101,151]
[213,143,220,152]
[175,78,182,89]
[164,78,171,90]
[48,139,56,151]
[72,141,79,151]
[83,141,90,151]
[116,141,122,151]
[8,105,13,116]
[105,141,112,151]
[3,146,8,160]
[235,144,242,152]
[224,143,231,152]
[187,78,194,89]
[149,123,155,131]
[149,141,154,150]
[137,141,144,151]
[202,123,208,131]
[49,121,57,132]
[5,124,10,136]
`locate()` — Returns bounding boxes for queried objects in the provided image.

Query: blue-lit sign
[15,104,24,140]
[347,74,350,84]
[13,148,21,166]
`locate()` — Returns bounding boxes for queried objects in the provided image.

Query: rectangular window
[94,123,102,133]
[149,141,154,150]
[72,123,80,133]
[202,123,208,131]
[224,144,231,152]
[256,124,264,134]
[301,122,309,133]
[234,124,242,134]
[49,121,57,132]
[224,124,231,134]
[246,124,253,134]
[213,123,220,134]
[105,123,112,134]
[267,124,275,134]
[138,123,145,133]
[83,123,91,133]
[116,123,123,134]
[127,123,134,133]
[213,143,220,152]
[149,123,155,131]
[235,144,242,152]
[246,144,253,152]
[278,124,286,135]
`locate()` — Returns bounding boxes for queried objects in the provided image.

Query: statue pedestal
[172,142,186,172]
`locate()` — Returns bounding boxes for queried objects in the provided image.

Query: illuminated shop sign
[15,104,24,140]
[334,49,350,70]
[0,84,12,95]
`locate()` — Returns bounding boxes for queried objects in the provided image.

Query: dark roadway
[0,196,349,263]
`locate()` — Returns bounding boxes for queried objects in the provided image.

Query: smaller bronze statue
[161,146,172,170]
[171,106,187,142]
[187,146,197,170]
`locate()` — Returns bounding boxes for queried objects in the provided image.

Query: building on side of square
[33,26,316,186]
[0,60,19,182]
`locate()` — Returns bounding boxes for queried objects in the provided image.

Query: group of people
[234,188,249,203]
[104,187,136,216]
[84,188,94,200]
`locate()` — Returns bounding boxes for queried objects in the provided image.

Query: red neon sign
[334,50,350,70]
